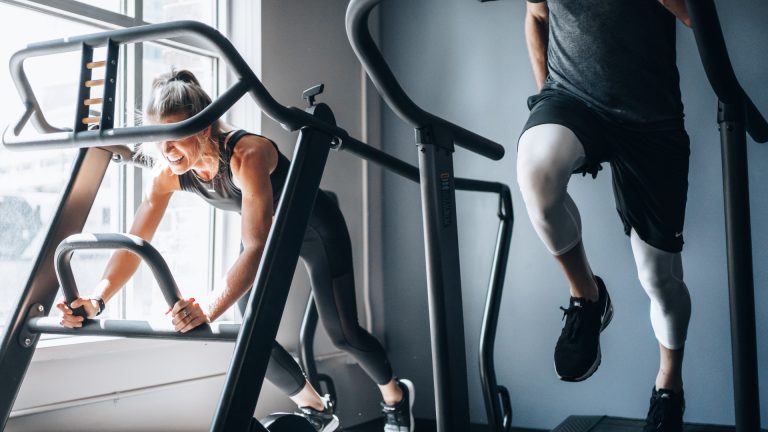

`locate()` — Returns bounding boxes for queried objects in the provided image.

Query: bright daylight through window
[0,0,226,334]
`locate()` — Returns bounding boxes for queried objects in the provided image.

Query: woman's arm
[57,167,178,327]
[525,1,550,91]
[173,135,277,332]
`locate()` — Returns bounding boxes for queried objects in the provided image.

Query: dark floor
[345,416,767,432]
[551,416,768,432]
[344,418,542,432]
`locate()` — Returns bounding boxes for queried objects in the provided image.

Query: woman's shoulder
[228,130,276,151]
[148,165,181,195]
[228,131,279,175]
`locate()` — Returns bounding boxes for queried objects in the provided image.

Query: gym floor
[344,418,543,431]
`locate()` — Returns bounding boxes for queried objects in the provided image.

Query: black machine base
[552,416,768,432]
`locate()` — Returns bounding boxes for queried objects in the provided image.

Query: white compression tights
[517,124,691,349]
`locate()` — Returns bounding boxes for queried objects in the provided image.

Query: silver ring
[183,310,189,318]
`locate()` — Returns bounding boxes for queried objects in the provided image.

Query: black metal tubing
[2,21,354,151]
[685,2,765,430]
[718,104,761,432]
[686,0,768,144]
[344,132,515,432]
[298,144,514,427]
[342,136,509,196]
[27,317,240,341]
[346,2,511,430]
[345,0,504,161]
[416,141,470,432]
[211,111,334,431]
[55,233,182,312]
[478,189,514,432]
[0,148,112,430]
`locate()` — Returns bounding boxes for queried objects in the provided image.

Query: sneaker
[381,378,415,432]
[643,387,685,432]
[298,395,339,432]
[554,275,613,382]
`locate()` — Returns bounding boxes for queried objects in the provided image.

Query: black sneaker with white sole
[298,395,339,432]
[554,275,613,382]
[381,379,415,432]
[643,387,685,432]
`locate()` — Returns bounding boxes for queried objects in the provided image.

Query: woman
[56,69,414,432]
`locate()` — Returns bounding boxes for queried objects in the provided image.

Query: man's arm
[525,1,550,91]
[659,0,691,27]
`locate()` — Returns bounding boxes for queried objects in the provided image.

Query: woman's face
[156,113,206,175]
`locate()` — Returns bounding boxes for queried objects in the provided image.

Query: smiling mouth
[166,155,184,165]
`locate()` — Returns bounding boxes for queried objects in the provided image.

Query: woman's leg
[301,192,400,403]
[236,296,325,410]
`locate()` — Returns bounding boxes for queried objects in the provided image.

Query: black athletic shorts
[522,89,690,253]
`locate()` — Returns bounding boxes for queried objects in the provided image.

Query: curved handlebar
[345,0,505,160]
[686,0,768,143]
[55,233,182,317]
[3,21,350,151]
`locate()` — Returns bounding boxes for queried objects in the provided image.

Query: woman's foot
[298,395,339,432]
[381,379,415,432]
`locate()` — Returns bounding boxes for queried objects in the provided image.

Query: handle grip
[55,233,182,318]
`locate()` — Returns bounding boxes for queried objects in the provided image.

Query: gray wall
[377,0,768,429]
[258,0,386,425]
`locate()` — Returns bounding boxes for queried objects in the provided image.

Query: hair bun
[170,69,201,86]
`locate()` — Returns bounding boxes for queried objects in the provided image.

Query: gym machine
[0,17,507,432]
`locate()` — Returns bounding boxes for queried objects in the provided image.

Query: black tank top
[178,130,290,213]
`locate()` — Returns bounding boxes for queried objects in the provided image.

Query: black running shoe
[298,396,339,432]
[554,276,613,382]
[643,387,685,432]
[381,379,415,432]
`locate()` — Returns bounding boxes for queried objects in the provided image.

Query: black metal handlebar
[686,0,768,143]
[55,233,182,317]
[2,20,354,151]
[345,0,505,160]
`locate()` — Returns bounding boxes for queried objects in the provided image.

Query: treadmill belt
[552,415,767,431]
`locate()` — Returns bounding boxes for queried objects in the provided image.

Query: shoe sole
[400,379,416,432]
[321,416,340,432]
[556,295,614,382]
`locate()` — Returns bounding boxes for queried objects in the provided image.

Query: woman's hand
[168,297,209,333]
[55,298,99,328]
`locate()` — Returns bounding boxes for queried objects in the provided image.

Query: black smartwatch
[93,297,106,317]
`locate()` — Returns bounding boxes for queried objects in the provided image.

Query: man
[518,1,692,430]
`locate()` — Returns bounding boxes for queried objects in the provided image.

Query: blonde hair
[138,69,224,166]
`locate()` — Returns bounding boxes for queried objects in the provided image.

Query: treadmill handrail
[686,0,768,143]
[55,233,182,309]
[345,0,505,160]
[2,20,351,151]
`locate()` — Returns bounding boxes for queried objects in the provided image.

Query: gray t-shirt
[528,0,684,128]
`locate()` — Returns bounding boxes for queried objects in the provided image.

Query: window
[0,0,230,331]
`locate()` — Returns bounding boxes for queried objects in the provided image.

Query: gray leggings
[238,191,393,396]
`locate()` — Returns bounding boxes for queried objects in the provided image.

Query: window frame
[0,0,228,340]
